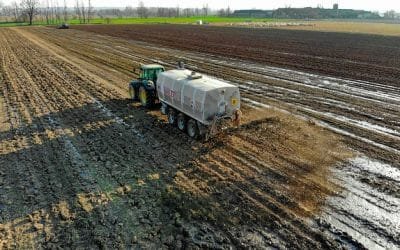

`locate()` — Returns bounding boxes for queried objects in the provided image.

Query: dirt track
[75,24,400,88]
[0,26,399,249]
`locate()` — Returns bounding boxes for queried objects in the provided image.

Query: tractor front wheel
[129,85,138,101]
[139,87,154,108]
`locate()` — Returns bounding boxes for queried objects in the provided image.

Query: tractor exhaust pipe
[177,61,185,69]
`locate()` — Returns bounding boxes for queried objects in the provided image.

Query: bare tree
[137,1,148,18]
[124,6,134,17]
[44,0,50,24]
[0,1,3,19]
[217,8,226,17]
[75,0,87,23]
[0,1,4,21]
[202,3,209,17]
[75,0,81,23]
[0,5,13,22]
[183,8,191,17]
[49,0,55,24]
[218,6,231,17]
[55,0,61,24]
[52,0,56,23]
[22,0,39,25]
[194,8,200,16]
[49,0,54,23]
[12,1,20,22]
[63,0,67,22]
[87,0,93,23]
[226,6,231,17]
[80,0,86,23]
[384,10,397,19]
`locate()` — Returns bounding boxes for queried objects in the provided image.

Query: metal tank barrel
[156,69,240,126]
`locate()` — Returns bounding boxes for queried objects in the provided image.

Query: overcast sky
[1,0,399,12]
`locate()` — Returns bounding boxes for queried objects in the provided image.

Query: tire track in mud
[148,49,400,163]
[27,27,400,167]
[1,28,205,248]
[74,24,400,88]
[7,29,137,196]
[2,28,282,247]
[0,29,154,246]
[320,161,400,249]
[1,27,399,249]
[0,29,108,247]
[18,27,400,248]
[0,33,59,246]
[171,126,347,248]
[49,27,400,122]
[0,32,52,222]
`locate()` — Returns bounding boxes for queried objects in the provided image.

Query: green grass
[0,21,30,27]
[0,16,285,27]
[82,16,283,25]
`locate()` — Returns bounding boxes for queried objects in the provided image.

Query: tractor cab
[129,64,165,108]
[138,64,165,83]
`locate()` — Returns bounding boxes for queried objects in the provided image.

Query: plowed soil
[0,26,399,249]
[74,24,400,87]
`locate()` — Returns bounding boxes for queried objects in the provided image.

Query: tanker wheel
[129,85,138,101]
[167,108,177,125]
[161,102,169,115]
[187,119,199,139]
[177,113,187,131]
[139,86,153,108]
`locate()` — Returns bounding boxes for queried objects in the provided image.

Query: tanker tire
[187,119,199,139]
[168,108,177,125]
[161,102,169,115]
[177,113,187,131]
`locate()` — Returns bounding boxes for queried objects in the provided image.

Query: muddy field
[75,24,400,88]
[0,26,399,249]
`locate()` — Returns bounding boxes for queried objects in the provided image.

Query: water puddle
[319,157,400,249]
[350,157,400,182]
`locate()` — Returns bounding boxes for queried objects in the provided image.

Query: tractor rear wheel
[168,108,177,125]
[187,119,199,139]
[139,86,154,108]
[177,113,187,131]
[129,85,138,101]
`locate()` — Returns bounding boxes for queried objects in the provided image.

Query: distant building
[273,7,377,19]
[232,9,273,18]
[233,7,380,20]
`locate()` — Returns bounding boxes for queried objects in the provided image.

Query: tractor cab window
[140,69,149,79]
[153,68,164,78]
[141,68,164,81]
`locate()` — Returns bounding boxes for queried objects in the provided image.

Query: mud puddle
[318,156,400,249]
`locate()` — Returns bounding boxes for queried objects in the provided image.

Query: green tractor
[129,64,165,108]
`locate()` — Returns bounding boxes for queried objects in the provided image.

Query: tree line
[0,1,233,25]
[0,0,95,25]
[0,0,41,25]
[383,10,400,19]
[98,3,230,19]
[1,0,399,25]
